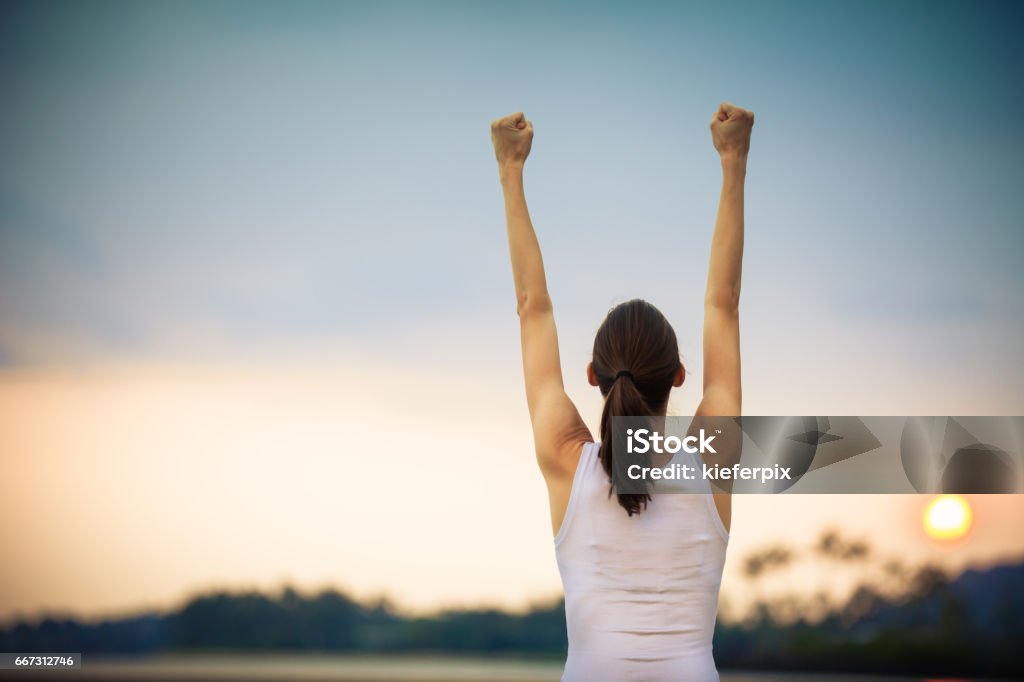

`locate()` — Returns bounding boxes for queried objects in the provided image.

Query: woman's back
[555,442,729,682]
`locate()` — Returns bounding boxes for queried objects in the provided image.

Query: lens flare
[923,494,972,541]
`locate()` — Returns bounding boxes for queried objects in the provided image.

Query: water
[25,655,975,682]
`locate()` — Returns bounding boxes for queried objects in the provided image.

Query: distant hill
[714,561,1024,677]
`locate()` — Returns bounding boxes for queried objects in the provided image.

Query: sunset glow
[924,495,973,542]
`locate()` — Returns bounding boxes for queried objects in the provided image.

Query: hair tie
[614,370,634,382]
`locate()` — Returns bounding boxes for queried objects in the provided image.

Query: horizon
[3,515,1021,628]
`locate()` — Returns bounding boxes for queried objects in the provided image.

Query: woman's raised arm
[491,112,591,480]
[697,102,754,418]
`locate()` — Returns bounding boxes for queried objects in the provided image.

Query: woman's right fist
[491,112,533,168]
[710,102,754,159]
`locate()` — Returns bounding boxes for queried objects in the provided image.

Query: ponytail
[591,299,683,517]
[598,374,653,516]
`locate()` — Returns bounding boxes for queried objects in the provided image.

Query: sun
[923,495,973,542]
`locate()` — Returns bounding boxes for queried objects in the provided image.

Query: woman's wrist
[720,153,748,176]
[499,160,525,183]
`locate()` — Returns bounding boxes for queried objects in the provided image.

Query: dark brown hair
[592,299,682,516]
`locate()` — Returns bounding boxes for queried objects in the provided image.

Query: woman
[490,102,753,681]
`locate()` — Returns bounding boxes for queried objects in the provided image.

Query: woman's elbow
[704,288,741,313]
[516,291,553,318]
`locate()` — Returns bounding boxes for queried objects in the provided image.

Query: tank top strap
[553,441,601,547]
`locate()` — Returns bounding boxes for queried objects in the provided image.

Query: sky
[1,0,1023,622]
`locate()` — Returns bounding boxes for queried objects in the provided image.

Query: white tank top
[554,441,730,682]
